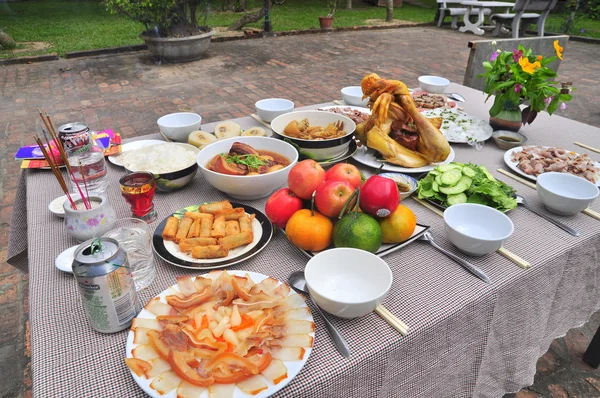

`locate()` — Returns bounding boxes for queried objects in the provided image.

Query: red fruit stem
[310,191,315,217]
[338,188,360,220]
[376,164,384,175]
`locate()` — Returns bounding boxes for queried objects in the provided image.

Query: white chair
[490,0,558,38]
[437,0,491,30]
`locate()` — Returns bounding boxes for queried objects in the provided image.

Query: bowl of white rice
[122,143,200,192]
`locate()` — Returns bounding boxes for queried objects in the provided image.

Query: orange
[285,209,333,251]
[378,204,417,243]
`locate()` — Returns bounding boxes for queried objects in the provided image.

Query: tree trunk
[0,28,16,49]
[237,0,247,11]
[346,0,352,9]
[385,0,394,22]
[228,6,268,31]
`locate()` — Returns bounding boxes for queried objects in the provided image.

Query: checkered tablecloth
[8,83,600,397]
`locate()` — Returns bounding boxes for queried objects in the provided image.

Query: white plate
[55,245,78,273]
[108,140,166,167]
[125,270,314,398]
[49,195,68,218]
[152,203,273,270]
[318,105,371,114]
[421,108,493,144]
[352,146,456,174]
[504,146,600,187]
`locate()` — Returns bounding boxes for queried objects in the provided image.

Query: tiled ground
[0,26,599,398]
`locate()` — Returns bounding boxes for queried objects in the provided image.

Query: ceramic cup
[63,193,117,242]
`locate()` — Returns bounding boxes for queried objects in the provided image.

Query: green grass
[0,0,598,59]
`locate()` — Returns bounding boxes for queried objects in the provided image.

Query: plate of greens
[417,162,517,212]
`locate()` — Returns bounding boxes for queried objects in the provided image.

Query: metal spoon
[418,232,491,283]
[446,93,466,103]
[515,195,580,237]
[289,271,351,358]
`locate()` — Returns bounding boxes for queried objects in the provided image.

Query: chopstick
[497,169,600,221]
[574,142,600,154]
[412,197,532,269]
[249,114,272,129]
[375,305,409,336]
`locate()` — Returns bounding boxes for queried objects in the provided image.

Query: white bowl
[255,98,294,123]
[536,172,599,215]
[305,248,393,319]
[157,112,202,142]
[270,110,356,161]
[444,203,514,256]
[379,172,418,201]
[418,76,450,94]
[341,86,368,107]
[196,136,299,200]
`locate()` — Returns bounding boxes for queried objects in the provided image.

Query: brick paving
[0,26,599,398]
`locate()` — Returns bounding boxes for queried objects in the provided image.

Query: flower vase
[64,194,117,242]
[489,102,523,133]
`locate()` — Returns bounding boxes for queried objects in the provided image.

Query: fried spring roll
[225,220,240,237]
[214,208,246,220]
[187,218,200,238]
[200,215,214,238]
[191,245,229,259]
[239,214,255,233]
[174,217,194,244]
[211,215,226,239]
[199,200,233,214]
[162,217,179,241]
[218,230,253,250]
[184,211,214,221]
[179,237,218,253]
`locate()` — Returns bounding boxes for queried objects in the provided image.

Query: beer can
[58,122,90,151]
[72,237,142,333]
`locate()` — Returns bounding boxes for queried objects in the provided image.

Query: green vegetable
[225,154,267,169]
[417,162,517,212]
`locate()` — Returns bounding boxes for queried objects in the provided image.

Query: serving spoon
[289,271,351,358]
[445,93,466,103]
[515,195,580,237]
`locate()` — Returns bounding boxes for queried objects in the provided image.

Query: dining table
[7,82,600,398]
[459,1,515,35]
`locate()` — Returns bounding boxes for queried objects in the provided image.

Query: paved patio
[1,26,599,398]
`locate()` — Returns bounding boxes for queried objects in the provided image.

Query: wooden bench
[437,0,491,30]
[490,0,558,38]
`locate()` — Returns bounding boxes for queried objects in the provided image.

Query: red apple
[265,188,304,229]
[287,159,326,200]
[325,163,362,188]
[360,175,399,217]
[314,180,357,218]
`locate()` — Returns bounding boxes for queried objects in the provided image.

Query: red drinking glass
[119,172,157,223]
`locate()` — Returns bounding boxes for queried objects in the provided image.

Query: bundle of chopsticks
[35,109,91,210]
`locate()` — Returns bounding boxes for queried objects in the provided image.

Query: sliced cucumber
[439,176,473,195]
[447,192,468,206]
[432,181,439,192]
[440,169,462,186]
[429,170,441,176]
[437,163,463,173]
[478,165,496,181]
[462,167,476,178]
[435,174,443,187]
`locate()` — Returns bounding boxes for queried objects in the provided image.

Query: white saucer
[49,195,68,218]
[55,245,78,273]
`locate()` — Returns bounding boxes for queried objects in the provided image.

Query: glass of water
[103,218,155,291]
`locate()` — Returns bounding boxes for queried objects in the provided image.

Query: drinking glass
[67,142,109,194]
[103,218,155,291]
[120,172,157,223]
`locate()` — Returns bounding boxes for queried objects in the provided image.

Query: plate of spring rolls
[152,200,273,269]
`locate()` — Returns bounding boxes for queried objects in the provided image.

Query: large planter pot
[489,101,523,132]
[319,16,334,30]
[140,29,215,63]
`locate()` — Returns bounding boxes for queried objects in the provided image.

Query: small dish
[157,112,202,142]
[255,98,294,123]
[379,172,418,201]
[341,86,369,107]
[418,76,450,94]
[536,172,599,215]
[492,130,527,150]
[55,245,78,273]
[49,195,68,218]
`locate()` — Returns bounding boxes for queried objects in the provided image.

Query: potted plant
[105,0,215,63]
[319,0,339,30]
[478,40,574,132]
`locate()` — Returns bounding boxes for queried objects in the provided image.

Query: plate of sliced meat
[411,91,457,110]
[504,146,600,186]
[318,105,370,125]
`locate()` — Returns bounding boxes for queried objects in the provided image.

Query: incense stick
[79,160,90,206]
[34,136,77,210]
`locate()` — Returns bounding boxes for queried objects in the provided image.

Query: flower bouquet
[478,40,574,128]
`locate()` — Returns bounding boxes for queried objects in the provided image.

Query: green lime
[333,212,383,253]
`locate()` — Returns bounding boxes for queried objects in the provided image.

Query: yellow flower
[554,40,563,60]
[519,57,541,74]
